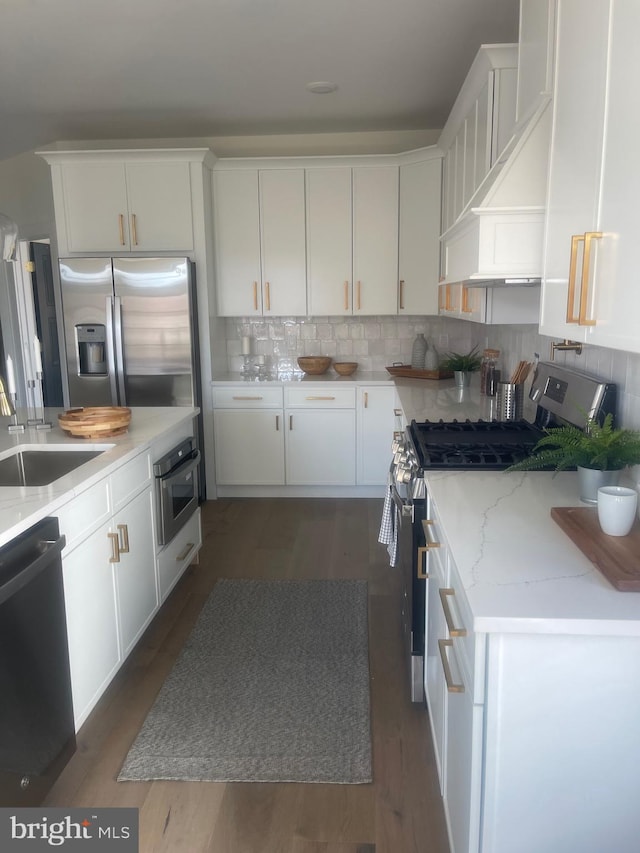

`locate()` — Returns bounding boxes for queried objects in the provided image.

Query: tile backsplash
[224,316,640,430]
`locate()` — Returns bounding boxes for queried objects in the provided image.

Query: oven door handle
[390,481,413,520]
[158,449,201,487]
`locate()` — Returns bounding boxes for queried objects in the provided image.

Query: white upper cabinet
[213,169,262,316]
[398,157,442,315]
[213,168,307,317]
[352,165,399,315]
[516,0,556,126]
[42,154,197,254]
[540,0,640,353]
[259,169,307,316]
[306,167,353,316]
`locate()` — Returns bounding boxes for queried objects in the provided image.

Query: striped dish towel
[378,483,398,567]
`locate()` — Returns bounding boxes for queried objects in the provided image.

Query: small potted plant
[506,414,640,503]
[440,346,482,388]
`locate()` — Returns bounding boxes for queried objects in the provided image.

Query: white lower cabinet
[62,516,121,730]
[157,508,202,603]
[112,485,158,659]
[285,408,355,486]
[356,386,397,486]
[214,408,285,485]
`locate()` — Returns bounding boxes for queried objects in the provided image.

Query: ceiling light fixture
[306,81,338,95]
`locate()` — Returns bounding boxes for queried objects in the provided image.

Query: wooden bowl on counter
[333,362,358,376]
[297,356,332,375]
[58,406,132,438]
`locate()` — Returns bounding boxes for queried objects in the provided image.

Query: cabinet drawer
[213,386,283,408]
[285,386,356,408]
[157,508,202,602]
[110,451,151,511]
[57,477,111,554]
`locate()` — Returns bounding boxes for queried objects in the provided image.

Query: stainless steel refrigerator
[59,256,205,494]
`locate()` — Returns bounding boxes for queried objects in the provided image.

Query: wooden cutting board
[386,365,453,380]
[551,506,640,591]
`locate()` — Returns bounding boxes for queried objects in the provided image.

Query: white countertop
[212,370,393,385]
[426,468,640,637]
[0,407,198,549]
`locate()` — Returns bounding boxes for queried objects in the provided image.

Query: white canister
[597,486,638,537]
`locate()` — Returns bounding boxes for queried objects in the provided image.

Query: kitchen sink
[0,447,108,487]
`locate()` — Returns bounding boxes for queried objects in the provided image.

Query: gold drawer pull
[108,532,120,563]
[421,519,440,549]
[579,231,602,326]
[305,396,336,401]
[416,546,429,580]
[438,639,465,693]
[176,542,195,562]
[439,588,467,637]
[232,395,264,401]
[117,523,130,554]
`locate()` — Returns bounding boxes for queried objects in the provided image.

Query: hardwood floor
[46,498,450,853]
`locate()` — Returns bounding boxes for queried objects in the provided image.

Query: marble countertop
[0,407,198,549]
[426,468,640,637]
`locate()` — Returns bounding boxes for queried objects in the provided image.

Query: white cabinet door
[112,485,158,659]
[516,0,556,125]
[61,162,129,253]
[62,518,120,729]
[214,408,285,485]
[357,386,396,485]
[424,546,448,794]
[352,166,399,315]
[399,159,442,315]
[259,169,307,316]
[306,167,353,316]
[286,409,356,486]
[213,170,263,317]
[125,161,194,251]
[539,0,610,342]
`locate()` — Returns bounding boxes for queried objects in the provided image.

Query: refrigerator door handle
[105,295,119,405]
[113,295,127,405]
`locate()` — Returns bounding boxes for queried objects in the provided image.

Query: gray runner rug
[118,578,372,784]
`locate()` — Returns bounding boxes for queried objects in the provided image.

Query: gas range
[408,418,545,471]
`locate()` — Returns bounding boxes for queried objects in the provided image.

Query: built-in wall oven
[154,437,200,547]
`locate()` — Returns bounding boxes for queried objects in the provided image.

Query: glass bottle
[480,349,501,395]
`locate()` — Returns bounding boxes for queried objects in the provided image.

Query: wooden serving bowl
[333,362,358,376]
[297,356,332,375]
[58,406,132,438]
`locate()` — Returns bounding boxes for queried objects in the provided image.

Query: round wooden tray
[58,406,132,438]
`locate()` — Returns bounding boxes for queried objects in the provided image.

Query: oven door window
[169,471,195,519]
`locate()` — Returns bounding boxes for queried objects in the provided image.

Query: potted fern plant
[507,413,640,503]
[440,346,482,388]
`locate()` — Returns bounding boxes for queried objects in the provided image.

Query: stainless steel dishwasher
[0,517,76,805]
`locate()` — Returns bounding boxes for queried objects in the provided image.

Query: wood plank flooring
[45,498,450,853]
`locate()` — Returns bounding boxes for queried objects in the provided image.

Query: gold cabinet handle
[118,214,125,246]
[265,281,271,311]
[305,396,336,401]
[356,280,361,310]
[566,234,583,323]
[344,280,349,311]
[232,395,264,400]
[579,231,602,326]
[438,639,465,693]
[439,588,467,637]
[364,392,368,409]
[399,279,405,310]
[253,281,258,311]
[289,414,293,430]
[117,523,130,554]
[438,284,445,311]
[131,213,138,246]
[421,518,440,549]
[275,414,279,431]
[176,542,195,562]
[462,286,472,313]
[108,531,120,563]
[445,284,452,311]
[416,546,429,580]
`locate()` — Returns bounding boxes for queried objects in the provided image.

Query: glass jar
[480,349,501,396]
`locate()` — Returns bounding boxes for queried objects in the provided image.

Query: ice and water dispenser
[76,324,107,375]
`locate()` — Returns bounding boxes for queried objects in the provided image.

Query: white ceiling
[0,0,519,161]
